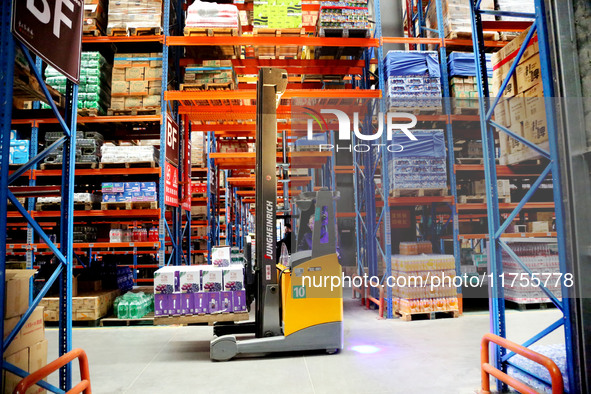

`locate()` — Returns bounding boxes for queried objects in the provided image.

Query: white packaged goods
[497,0,535,21]
[100,145,158,163]
[107,0,162,31]
[426,0,495,38]
[212,246,232,267]
[185,1,240,28]
[37,193,98,204]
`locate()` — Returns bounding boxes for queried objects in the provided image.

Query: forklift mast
[254,68,288,337]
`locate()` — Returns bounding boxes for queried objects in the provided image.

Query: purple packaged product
[194,293,207,314]
[219,291,233,313]
[131,192,144,202]
[181,293,194,315]
[232,290,247,312]
[124,182,141,192]
[154,294,169,316]
[143,191,157,201]
[141,182,156,192]
[169,293,182,315]
[207,292,221,314]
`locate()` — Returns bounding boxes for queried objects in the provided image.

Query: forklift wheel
[326,348,339,355]
[210,336,238,361]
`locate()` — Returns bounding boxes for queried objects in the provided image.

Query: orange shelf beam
[459,232,557,240]
[82,35,164,43]
[7,209,161,218]
[455,164,545,178]
[35,168,160,177]
[11,115,161,125]
[167,36,379,48]
[457,202,555,212]
[7,241,160,250]
[166,89,380,101]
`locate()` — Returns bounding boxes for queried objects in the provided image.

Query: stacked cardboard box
[491,28,545,163]
[102,182,157,203]
[471,179,511,199]
[100,144,159,163]
[191,132,206,167]
[44,52,111,115]
[40,289,121,321]
[426,0,495,40]
[83,0,108,35]
[253,0,302,29]
[183,60,237,88]
[219,141,250,153]
[110,53,162,112]
[3,270,47,394]
[107,0,162,35]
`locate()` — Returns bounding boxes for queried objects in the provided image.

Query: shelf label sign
[165,112,180,167]
[12,0,84,83]
[164,161,179,207]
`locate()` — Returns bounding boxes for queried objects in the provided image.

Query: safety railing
[14,348,91,394]
[481,333,563,394]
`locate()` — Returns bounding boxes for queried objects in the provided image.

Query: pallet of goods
[101,181,158,210]
[184,1,241,58]
[41,130,104,168]
[107,0,162,36]
[43,52,111,116]
[191,131,206,167]
[314,0,369,59]
[83,0,108,36]
[501,241,562,305]
[182,60,237,91]
[390,252,460,321]
[387,130,448,196]
[108,224,159,243]
[40,289,121,321]
[491,28,547,165]
[36,193,101,211]
[426,0,497,41]
[109,52,162,115]
[448,52,493,114]
[6,130,29,165]
[384,50,442,112]
[154,248,248,324]
[251,0,303,58]
[496,0,535,41]
[3,270,47,394]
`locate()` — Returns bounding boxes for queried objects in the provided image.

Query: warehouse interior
[1,0,590,393]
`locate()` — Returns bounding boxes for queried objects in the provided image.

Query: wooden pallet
[41,289,120,322]
[183,27,239,57]
[448,30,500,41]
[458,195,511,204]
[395,309,460,321]
[13,65,65,108]
[83,23,104,37]
[77,108,101,117]
[107,107,161,116]
[39,162,98,170]
[390,188,448,198]
[253,28,304,59]
[386,106,443,115]
[98,160,156,169]
[180,82,235,91]
[452,106,479,115]
[35,202,95,211]
[154,312,249,326]
[100,312,155,326]
[455,157,500,165]
[100,201,158,210]
[107,26,162,36]
[315,27,370,59]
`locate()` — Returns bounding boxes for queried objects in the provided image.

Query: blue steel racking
[353,0,460,318]
[0,1,78,390]
[469,0,576,392]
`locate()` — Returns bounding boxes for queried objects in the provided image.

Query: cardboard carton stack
[83,0,108,36]
[107,0,162,35]
[44,52,111,115]
[253,0,302,29]
[110,53,162,113]
[191,132,206,167]
[448,52,493,112]
[426,0,495,40]
[6,130,29,165]
[183,60,237,89]
[3,270,47,394]
[491,28,546,164]
[317,0,369,30]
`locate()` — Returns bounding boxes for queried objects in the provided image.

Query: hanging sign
[164,161,179,207]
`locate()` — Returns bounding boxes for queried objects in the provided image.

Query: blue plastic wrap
[384,50,441,77]
[295,133,328,147]
[390,130,446,158]
[448,52,493,78]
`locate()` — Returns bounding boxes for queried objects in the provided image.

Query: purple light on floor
[350,345,380,354]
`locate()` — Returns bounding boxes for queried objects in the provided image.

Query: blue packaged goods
[448,52,493,78]
[102,194,118,203]
[295,133,328,149]
[384,50,441,78]
[124,182,141,192]
[140,182,156,192]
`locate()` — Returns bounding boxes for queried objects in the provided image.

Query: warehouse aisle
[44,297,564,394]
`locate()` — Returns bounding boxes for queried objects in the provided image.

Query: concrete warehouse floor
[44,295,565,394]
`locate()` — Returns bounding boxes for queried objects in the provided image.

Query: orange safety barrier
[14,348,91,394]
[480,333,563,394]
[351,275,385,319]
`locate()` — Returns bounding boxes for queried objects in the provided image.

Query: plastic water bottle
[117,299,129,319]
